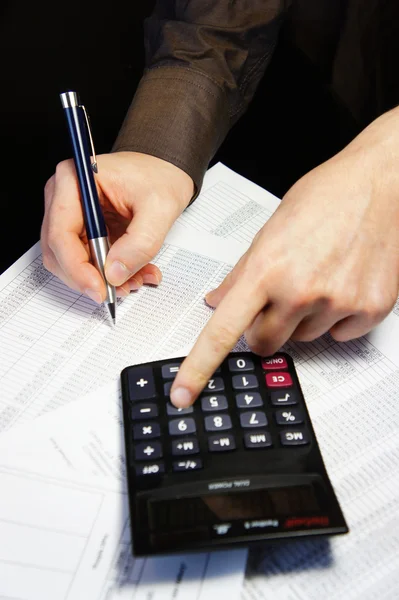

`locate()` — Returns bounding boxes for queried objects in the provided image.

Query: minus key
[131,403,158,420]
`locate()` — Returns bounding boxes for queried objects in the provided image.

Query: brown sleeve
[113,1,289,196]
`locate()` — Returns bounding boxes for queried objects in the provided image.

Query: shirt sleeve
[112,1,289,196]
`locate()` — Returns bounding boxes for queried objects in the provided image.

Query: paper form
[0,223,245,432]
[177,162,280,246]
[0,462,247,600]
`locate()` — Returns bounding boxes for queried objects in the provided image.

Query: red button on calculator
[265,372,293,388]
[262,356,288,370]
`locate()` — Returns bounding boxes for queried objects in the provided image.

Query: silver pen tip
[107,302,116,325]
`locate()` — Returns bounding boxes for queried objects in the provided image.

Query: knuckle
[245,327,276,357]
[360,293,393,326]
[132,231,161,265]
[55,159,73,178]
[286,287,316,314]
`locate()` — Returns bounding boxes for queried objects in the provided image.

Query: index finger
[170,276,266,407]
[44,164,106,299]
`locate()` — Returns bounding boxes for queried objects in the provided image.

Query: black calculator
[121,352,348,556]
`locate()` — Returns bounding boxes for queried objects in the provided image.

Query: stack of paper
[0,163,398,599]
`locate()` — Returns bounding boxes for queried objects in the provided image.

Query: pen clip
[81,105,98,173]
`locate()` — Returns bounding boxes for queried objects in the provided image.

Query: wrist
[344,106,399,195]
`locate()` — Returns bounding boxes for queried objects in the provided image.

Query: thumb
[206,254,246,308]
[105,205,176,286]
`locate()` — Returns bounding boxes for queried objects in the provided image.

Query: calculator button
[134,441,163,460]
[208,434,236,452]
[128,366,157,402]
[244,431,272,448]
[280,430,309,446]
[240,411,268,428]
[271,390,298,406]
[169,418,196,436]
[232,374,259,390]
[171,438,199,456]
[135,462,165,476]
[262,355,288,370]
[236,392,263,409]
[265,372,293,388]
[173,458,203,472]
[201,395,228,412]
[204,414,232,432]
[275,408,304,426]
[131,403,159,420]
[161,363,181,379]
[166,403,194,416]
[133,422,160,440]
[228,356,254,372]
[204,378,225,392]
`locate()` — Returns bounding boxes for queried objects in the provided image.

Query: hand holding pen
[40,97,194,318]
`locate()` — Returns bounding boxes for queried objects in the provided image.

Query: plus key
[127,366,157,402]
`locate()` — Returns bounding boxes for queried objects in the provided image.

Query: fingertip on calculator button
[170,387,192,408]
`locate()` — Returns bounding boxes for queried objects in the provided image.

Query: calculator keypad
[126,353,310,478]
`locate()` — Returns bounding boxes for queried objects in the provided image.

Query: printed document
[0,162,398,599]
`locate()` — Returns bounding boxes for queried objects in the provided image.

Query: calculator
[121,352,348,556]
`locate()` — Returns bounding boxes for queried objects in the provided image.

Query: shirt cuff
[112,66,230,199]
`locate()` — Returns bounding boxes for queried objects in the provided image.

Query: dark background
[0,1,357,274]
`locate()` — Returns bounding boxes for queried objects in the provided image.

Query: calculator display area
[148,484,324,532]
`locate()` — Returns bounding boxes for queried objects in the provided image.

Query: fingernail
[85,288,102,304]
[129,277,142,291]
[106,261,131,286]
[171,387,192,408]
[205,291,216,307]
[143,273,160,286]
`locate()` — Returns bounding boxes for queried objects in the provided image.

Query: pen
[60,91,116,325]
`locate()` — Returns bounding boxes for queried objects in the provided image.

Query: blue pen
[60,91,116,325]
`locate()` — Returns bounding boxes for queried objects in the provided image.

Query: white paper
[0,221,245,432]
[177,163,281,246]
[0,461,246,600]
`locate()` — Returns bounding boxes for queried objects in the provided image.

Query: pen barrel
[63,106,107,239]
